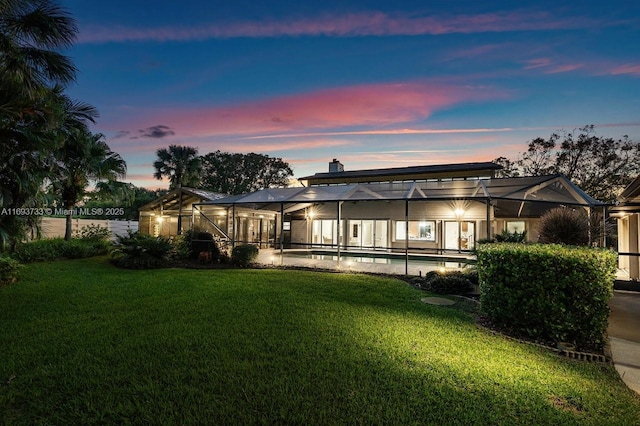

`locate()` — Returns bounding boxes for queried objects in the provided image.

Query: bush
[420,270,474,295]
[74,224,111,241]
[12,239,64,262]
[191,231,221,261]
[172,229,194,260]
[495,229,527,243]
[538,207,590,246]
[477,243,616,351]
[11,238,110,263]
[112,232,172,269]
[231,244,259,267]
[0,256,22,285]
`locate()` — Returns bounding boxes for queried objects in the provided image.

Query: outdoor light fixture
[454,208,465,219]
[306,208,316,220]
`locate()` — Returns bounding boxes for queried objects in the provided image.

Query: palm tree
[153,145,201,190]
[50,130,127,240]
[0,0,77,94]
[0,0,78,248]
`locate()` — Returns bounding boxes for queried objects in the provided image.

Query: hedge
[477,243,617,351]
[11,238,111,263]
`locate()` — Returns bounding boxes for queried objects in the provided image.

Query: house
[611,176,640,280]
[193,160,603,263]
[138,187,226,237]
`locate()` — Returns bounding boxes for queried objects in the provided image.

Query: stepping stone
[421,297,455,306]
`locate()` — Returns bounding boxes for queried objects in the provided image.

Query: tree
[0,0,79,248]
[49,130,127,239]
[83,184,166,221]
[199,151,293,195]
[0,0,76,91]
[153,145,201,190]
[494,126,640,203]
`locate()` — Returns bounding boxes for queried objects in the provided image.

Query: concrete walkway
[608,290,640,394]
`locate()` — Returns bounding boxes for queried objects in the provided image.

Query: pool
[260,249,474,276]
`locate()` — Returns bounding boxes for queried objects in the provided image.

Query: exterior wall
[289,199,492,252]
[290,220,308,247]
[286,199,547,252]
[40,217,138,240]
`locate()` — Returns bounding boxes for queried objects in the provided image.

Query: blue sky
[59,0,640,189]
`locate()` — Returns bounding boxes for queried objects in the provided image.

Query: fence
[40,217,138,240]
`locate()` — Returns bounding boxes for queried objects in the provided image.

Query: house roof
[139,187,227,213]
[619,175,640,202]
[198,175,602,213]
[299,161,502,185]
[610,175,640,214]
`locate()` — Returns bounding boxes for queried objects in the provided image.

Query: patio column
[279,202,284,256]
[231,204,236,249]
[486,199,492,240]
[405,199,409,275]
[630,214,639,280]
[602,205,608,248]
[337,201,342,266]
[177,187,183,235]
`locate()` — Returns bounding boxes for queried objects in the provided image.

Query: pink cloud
[522,58,552,70]
[544,63,584,74]
[240,126,518,140]
[77,11,601,44]
[609,64,640,76]
[118,81,506,138]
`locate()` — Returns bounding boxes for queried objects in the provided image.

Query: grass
[1,257,639,425]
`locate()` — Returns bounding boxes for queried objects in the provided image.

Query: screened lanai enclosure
[193,174,604,274]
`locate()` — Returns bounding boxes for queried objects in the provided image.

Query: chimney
[329,158,344,173]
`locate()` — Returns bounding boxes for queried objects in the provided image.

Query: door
[361,220,374,247]
[460,221,475,250]
[445,221,459,250]
[445,221,475,250]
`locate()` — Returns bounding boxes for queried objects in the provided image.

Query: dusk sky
[59,0,640,189]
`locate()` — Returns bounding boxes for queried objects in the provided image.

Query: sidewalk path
[608,290,640,394]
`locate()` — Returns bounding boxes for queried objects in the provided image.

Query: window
[395,221,436,241]
[311,219,343,246]
[506,221,525,233]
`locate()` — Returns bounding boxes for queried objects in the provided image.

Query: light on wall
[454,208,466,219]
[306,208,316,220]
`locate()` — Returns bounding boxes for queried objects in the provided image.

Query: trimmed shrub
[12,239,64,262]
[11,238,110,263]
[538,207,590,246]
[231,244,259,267]
[0,256,22,285]
[421,270,474,295]
[74,224,111,241]
[477,243,616,351]
[112,232,172,269]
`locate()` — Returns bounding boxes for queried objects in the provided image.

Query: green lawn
[1,258,639,425]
